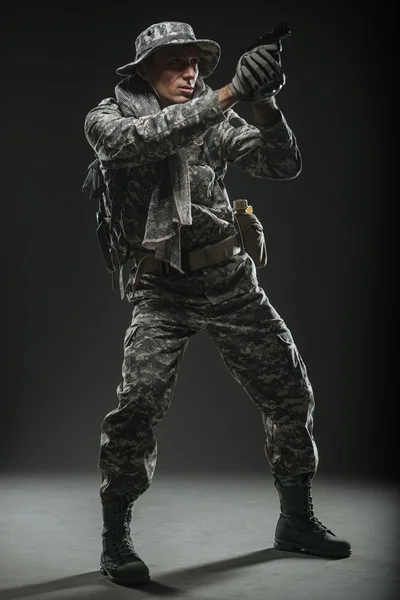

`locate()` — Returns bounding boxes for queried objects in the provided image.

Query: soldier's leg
[99,295,199,503]
[205,255,318,481]
[205,253,350,557]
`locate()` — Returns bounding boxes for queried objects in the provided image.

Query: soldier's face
[140,45,200,106]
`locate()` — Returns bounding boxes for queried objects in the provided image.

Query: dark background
[2,1,394,481]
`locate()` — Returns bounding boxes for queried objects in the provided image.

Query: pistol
[240,22,291,55]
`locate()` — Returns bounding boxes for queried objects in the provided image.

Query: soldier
[84,21,351,586]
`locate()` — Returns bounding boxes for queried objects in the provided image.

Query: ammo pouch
[233,199,267,268]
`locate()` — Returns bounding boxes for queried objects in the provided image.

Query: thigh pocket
[123,325,140,351]
[275,330,309,389]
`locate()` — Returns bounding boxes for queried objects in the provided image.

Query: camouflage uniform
[84,25,319,504]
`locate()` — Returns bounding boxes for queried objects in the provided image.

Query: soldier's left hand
[254,42,282,66]
[242,44,285,103]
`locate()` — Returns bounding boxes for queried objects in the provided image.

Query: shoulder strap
[108,166,128,229]
[83,156,128,227]
[82,156,130,299]
[82,157,106,200]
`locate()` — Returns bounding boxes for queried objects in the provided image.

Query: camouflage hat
[116,21,221,78]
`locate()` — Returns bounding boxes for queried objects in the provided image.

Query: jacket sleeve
[84,89,227,165]
[217,108,302,180]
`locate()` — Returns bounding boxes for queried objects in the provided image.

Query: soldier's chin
[176,88,193,101]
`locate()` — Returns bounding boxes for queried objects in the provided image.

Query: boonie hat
[116,21,221,78]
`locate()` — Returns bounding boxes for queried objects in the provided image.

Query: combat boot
[100,499,150,585]
[273,478,352,558]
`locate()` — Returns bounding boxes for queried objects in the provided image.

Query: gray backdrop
[2,0,393,482]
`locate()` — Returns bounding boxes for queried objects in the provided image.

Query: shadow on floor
[0,546,338,599]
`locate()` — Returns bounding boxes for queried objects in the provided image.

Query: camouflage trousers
[99,250,319,502]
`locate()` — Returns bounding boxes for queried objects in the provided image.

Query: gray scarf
[115,75,207,273]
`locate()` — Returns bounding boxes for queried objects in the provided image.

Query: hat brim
[116,38,220,78]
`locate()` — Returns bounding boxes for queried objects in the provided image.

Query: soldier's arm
[217,97,302,180]
[84,87,236,164]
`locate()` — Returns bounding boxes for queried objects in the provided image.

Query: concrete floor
[0,471,398,600]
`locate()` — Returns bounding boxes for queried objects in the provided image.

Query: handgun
[240,22,291,55]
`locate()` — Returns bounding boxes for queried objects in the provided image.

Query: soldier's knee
[117,377,171,419]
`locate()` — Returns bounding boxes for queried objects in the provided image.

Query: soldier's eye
[168,56,199,69]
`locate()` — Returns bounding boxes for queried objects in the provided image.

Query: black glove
[229,43,285,103]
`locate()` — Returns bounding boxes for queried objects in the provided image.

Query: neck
[158,98,170,109]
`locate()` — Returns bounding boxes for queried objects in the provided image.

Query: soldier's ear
[136,63,149,81]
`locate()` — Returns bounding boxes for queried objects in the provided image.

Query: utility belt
[131,232,241,296]
[130,201,267,297]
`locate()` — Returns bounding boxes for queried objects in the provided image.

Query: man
[84,21,351,586]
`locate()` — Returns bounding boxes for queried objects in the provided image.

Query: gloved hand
[229,43,285,103]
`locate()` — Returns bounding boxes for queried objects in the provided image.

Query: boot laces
[304,482,330,532]
[113,538,137,563]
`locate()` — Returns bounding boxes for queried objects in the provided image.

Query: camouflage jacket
[84,88,302,254]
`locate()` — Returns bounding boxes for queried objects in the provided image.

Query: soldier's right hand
[228,45,285,102]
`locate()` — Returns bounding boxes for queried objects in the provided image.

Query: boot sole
[100,564,151,585]
[274,538,351,559]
